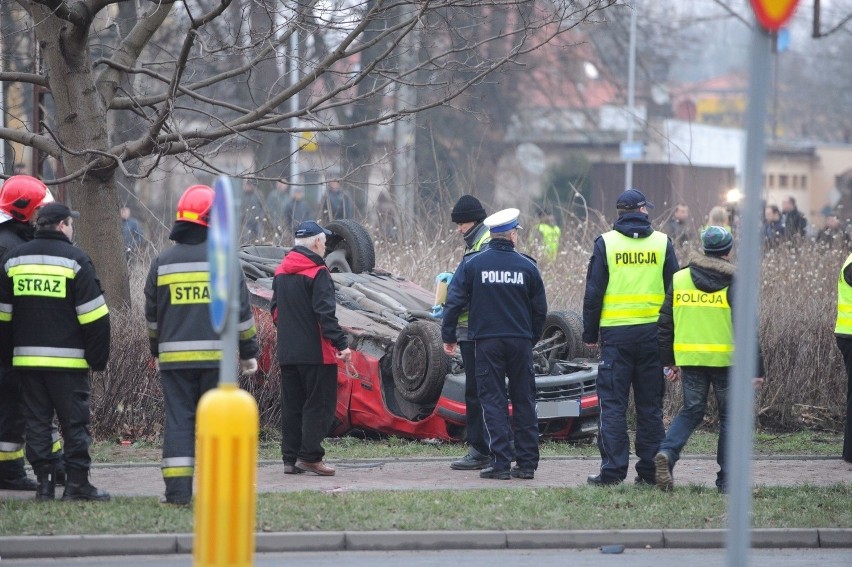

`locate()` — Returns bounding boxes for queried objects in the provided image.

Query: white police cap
[483,208,522,233]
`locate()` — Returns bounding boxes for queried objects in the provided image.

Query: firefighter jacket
[144,235,258,371]
[0,221,33,259]
[0,229,110,371]
[271,246,348,365]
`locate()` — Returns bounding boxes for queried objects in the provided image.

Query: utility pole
[624,0,638,191]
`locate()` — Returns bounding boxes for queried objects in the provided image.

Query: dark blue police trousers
[475,337,539,472]
[595,338,665,483]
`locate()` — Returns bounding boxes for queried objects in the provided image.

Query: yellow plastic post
[193,383,259,567]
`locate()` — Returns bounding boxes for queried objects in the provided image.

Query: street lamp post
[624,0,637,191]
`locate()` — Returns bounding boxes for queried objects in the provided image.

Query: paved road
[2,455,848,500]
[2,548,852,567]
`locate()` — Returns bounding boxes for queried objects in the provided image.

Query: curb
[1,528,850,559]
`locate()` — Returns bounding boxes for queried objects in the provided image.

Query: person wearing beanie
[654,226,765,493]
[583,189,680,487]
[445,195,492,470]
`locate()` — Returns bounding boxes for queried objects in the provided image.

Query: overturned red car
[241,219,599,442]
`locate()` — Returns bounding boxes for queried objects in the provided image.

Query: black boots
[162,476,192,506]
[61,469,110,502]
[0,459,38,491]
[35,465,56,501]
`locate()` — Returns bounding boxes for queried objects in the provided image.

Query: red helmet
[176,185,214,227]
[0,175,51,223]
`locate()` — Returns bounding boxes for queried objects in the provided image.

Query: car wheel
[536,310,590,365]
[391,320,449,404]
[324,219,375,273]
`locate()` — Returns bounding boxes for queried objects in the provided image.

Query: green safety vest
[537,223,561,259]
[672,268,734,366]
[458,229,491,326]
[835,253,852,335]
[600,230,668,327]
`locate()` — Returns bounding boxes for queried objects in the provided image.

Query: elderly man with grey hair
[271,221,351,476]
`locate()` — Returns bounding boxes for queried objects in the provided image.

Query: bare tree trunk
[32,5,130,308]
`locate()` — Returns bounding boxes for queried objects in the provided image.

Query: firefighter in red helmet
[144,184,259,505]
[0,175,65,493]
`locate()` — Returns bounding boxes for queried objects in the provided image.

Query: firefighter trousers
[19,369,91,473]
[160,368,218,500]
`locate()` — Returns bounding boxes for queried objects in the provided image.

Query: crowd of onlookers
[662,195,851,253]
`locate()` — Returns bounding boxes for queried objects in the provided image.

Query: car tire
[325,219,375,273]
[391,320,449,404]
[537,310,590,363]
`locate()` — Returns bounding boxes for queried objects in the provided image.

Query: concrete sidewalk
[2,455,848,500]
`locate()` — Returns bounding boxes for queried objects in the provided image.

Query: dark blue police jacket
[581,212,679,345]
[441,239,548,344]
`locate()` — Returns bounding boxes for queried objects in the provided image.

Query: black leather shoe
[479,466,510,480]
[0,475,38,491]
[587,474,622,486]
[634,476,655,487]
[62,482,110,502]
[159,495,191,506]
[62,470,110,502]
[451,453,490,470]
[510,466,534,480]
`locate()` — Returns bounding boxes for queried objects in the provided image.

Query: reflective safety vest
[0,231,111,372]
[457,224,491,327]
[835,253,852,335]
[600,230,668,327]
[145,241,258,371]
[671,268,734,366]
[537,223,561,260]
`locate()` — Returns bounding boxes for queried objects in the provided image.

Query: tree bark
[32,4,130,308]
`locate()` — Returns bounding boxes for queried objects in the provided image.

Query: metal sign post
[194,176,259,567]
[728,3,799,565]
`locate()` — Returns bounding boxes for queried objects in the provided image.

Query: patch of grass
[1,484,849,536]
[88,429,843,464]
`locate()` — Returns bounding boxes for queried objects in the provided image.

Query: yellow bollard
[194,383,259,567]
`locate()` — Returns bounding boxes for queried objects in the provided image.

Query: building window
[792,175,798,189]
[800,175,808,190]
[768,174,775,188]
[779,174,789,188]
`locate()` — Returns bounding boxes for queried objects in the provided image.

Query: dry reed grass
[89,215,848,440]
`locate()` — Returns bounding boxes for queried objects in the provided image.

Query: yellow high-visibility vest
[458,229,491,327]
[672,268,734,367]
[835,253,852,335]
[600,230,668,327]
[537,223,561,260]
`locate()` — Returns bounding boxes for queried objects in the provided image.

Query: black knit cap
[451,195,487,223]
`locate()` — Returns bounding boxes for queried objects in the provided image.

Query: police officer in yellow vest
[446,195,492,470]
[582,189,679,486]
[833,250,852,463]
[535,209,561,262]
[654,226,764,492]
